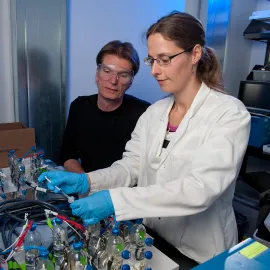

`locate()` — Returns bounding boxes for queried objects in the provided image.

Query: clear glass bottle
[30,146,38,183]
[87,222,101,257]
[38,153,46,168]
[106,228,124,270]
[130,219,146,261]
[24,223,41,269]
[17,158,27,198]
[8,150,15,175]
[68,241,87,270]
[36,249,54,270]
[53,218,68,270]
[8,150,16,185]
[0,170,5,201]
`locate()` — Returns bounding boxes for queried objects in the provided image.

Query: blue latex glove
[70,190,114,225]
[38,171,89,194]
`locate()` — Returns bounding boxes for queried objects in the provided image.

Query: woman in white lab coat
[39,11,251,264]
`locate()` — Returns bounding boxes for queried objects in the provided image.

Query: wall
[249,0,270,71]
[68,0,186,105]
[223,0,257,96]
[0,0,15,123]
[14,0,67,161]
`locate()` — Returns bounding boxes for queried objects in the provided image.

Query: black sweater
[59,94,150,172]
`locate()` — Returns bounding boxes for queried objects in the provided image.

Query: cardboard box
[0,122,35,168]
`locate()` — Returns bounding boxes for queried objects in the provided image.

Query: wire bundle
[0,198,73,263]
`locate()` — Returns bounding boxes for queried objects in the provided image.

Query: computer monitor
[238,81,270,113]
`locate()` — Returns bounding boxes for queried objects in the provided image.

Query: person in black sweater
[59,40,150,173]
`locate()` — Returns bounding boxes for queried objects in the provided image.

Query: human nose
[110,72,118,84]
[151,60,162,77]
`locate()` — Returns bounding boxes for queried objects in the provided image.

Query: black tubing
[2,218,10,249]
[8,221,21,247]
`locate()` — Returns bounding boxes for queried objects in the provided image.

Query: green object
[139,231,145,240]
[7,261,23,269]
[116,243,124,253]
[38,167,48,174]
[51,256,56,264]
[46,218,53,229]
[49,253,53,260]
[80,256,87,266]
[8,261,13,270]
[20,263,26,270]
[47,265,54,270]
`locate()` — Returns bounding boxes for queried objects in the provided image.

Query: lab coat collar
[187,82,211,119]
[160,82,211,121]
[152,82,211,165]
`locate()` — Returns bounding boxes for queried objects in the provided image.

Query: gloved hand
[70,190,114,225]
[38,171,89,194]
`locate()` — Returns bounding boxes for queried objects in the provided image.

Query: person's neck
[173,77,202,113]
[97,94,124,112]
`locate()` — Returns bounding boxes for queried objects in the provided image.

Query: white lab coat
[88,82,251,263]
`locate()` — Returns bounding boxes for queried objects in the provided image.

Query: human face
[96,54,134,101]
[147,33,200,94]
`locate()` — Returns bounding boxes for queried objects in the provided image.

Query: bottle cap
[145,237,154,247]
[30,223,37,231]
[136,218,143,224]
[73,241,83,250]
[121,250,131,260]
[112,227,120,236]
[55,217,63,224]
[40,249,49,257]
[144,251,153,260]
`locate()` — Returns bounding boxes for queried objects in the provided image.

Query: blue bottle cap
[39,153,45,159]
[55,217,63,224]
[40,249,49,257]
[136,218,143,224]
[112,227,120,236]
[144,268,152,270]
[1,193,7,199]
[73,241,83,250]
[10,150,15,154]
[39,246,47,252]
[31,146,36,151]
[17,158,22,162]
[121,265,130,270]
[145,237,154,247]
[30,223,37,231]
[121,250,131,260]
[144,251,153,260]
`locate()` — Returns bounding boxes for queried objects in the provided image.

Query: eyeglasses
[97,64,134,84]
[144,47,193,67]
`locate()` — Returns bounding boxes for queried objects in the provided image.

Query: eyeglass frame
[144,46,194,67]
[97,63,134,84]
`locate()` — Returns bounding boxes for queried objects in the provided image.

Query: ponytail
[197,47,224,92]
